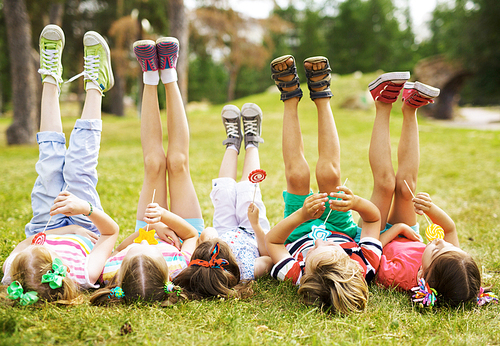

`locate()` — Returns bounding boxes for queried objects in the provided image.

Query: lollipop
[248,169,266,184]
[425,223,444,242]
[31,232,46,245]
[248,169,267,207]
[403,180,444,242]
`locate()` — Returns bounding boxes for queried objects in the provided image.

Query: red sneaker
[403,82,440,108]
[369,72,410,103]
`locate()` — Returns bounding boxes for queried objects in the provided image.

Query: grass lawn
[0,72,499,345]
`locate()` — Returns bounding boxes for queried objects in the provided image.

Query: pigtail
[90,285,126,306]
[161,282,188,306]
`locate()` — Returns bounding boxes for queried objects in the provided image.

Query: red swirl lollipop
[32,232,46,245]
[248,169,267,184]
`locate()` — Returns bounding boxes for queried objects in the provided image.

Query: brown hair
[90,253,186,306]
[173,239,253,299]
[299,251,368,315]
[8,246,80,304]
[424,251,481,306]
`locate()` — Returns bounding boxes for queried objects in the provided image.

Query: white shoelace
[38,48,63,94]
[243,119,259,136]
[66,54,102,94]
[225,122,240,138]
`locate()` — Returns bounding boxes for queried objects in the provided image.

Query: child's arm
[247,203,269,256]
[378,223,421,247]
[413,192,458,246]
[329,186,381,240]
[144,203,199,254]
[50,191,119,284]
[265,193,328,264]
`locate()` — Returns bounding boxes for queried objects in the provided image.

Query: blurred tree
[3,0,37,144]
[425,0,500,105]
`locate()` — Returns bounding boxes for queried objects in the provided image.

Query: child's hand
[143,203,164,224]
[73,228,99,244]
[155,224,181,249]
[50,191,90,216]
[329,186,356,212]
[247,203,260,224]
[302,193,328,220]
[413,192,433,215]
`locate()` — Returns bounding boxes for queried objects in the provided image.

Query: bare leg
[272,58,310,194]
[218,148,238,180]
[164,81,202,219]
[39,83,62,132]
[369,101,396,228]
[137,84,168,221]
[81,89,102,120]
[241,146,260,182]
[388,103,419,226]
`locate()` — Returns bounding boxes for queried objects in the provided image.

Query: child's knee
[254,256,273,279]
[143,151,167,177]
[166,152,189,175]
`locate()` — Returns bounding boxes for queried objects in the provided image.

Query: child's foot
[403,81,440,108]
[270,55,303,101]
[221,105,242,153]
[303,56,333,100]
[66,31,114,94]
[241,103,264,149]
[369,72,410,103]
[156,37,179,70]
[82,32,114,93]
[38,24,65,92]
[133,40,159,72]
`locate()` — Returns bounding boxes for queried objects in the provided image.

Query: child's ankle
[143,71,160,85]
[161,69,177,84]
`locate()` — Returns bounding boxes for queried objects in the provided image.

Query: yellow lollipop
[425,223,444,242]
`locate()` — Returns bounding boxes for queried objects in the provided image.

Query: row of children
[2,24,496,314]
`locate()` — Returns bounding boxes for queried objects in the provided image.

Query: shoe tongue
[44,41,58,51]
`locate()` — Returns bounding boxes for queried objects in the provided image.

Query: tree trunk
[169,0,189,104]
[4,0,37,145]
[106,73,125,116]
[227,66,238,102]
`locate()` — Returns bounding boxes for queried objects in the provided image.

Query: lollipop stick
[42,184,69,233]
[324,178,349,225]
[146,189,156,232]
[403,180,432,226]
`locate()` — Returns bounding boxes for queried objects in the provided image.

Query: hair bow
[477,287,499,306]
[108,286,125,299]
[7,281,39,306]
[411,278,437,308]
[164,281,181,296]
[41,258,67,289]
[189,242,229,269]
[133,228,158,245]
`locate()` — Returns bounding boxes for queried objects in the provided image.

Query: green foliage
[0,73,499,344]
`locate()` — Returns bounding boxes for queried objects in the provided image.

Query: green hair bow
[7,281,39,306]
[41,258,67,289]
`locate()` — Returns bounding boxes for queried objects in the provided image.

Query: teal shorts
[135,218,205,235]
[283,191,358,244]
[354,222,421,243]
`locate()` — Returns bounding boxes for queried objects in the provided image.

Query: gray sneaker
[241,103,264,149]
[221,105,242,153]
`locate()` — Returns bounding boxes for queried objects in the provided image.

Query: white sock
[43,76,57,85]
[227,145,238,152]
[144,71,160,85]
[246,143,257,150]
[161,69,178,84]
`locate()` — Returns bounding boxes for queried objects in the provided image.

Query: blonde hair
[8,246,79,304]
[299,251,368,315]
[90,253,186,306]
[173,239,253,299]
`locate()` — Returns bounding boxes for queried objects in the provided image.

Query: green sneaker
[67,31,114,94]
[38,24,65,92]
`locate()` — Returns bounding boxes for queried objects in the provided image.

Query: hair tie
[7,281,39,306]
[108,286,125,299]
[411,278,437,308]
[164,281,181,296]
[188,242,229,269]
[41,258,68,289]
[477,287,498,306]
